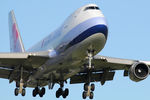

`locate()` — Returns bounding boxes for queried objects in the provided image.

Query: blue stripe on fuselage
[56,17,108,50]
[68,25,108,46]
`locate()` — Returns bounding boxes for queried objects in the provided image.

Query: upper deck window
[84,6,100,11]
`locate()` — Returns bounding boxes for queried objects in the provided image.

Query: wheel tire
[14,88,19,96]
[22,89,26,96]
[64,88,69,96]
[33,89,37,97]
[82,91,87,99]
[41,87,46,95]
[39,92,43,97]
[58,88,63,95]
[84,83,89,91]
[56,90,60,98]
[89,92,94,99]
[39,88,45,97]
[91,84,95,91]
[56,88,62,98]
[35,87,39,94]
[62,92,67,99]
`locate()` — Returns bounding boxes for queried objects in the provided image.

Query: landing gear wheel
[82,91,87,99]
[56,81,69,98]
[33,89,37,97]
[39,87,45,97]
[62,92,67,98]
[91,84,95,91]
[14,88,19,96]
[39,92,43,97]
[64,88,69,96]
[89,92,94,99]
[84,83,89,91]
[56,91,59,98]
[56,90,60,98]
[58,88,63,95]
[22,88,26,96]
[56,88,62,98]
[41,87,45,95]
[35,87,39,94]
[62,88,69,98]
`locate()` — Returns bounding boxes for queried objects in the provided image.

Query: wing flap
[70,72,115,84]
[0,68,12,79]
[0,53,28,68]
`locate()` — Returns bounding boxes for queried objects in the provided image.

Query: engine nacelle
[129,62,150,82]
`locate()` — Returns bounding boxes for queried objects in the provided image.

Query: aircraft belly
[50,33,106,81]
[28,33,106,87]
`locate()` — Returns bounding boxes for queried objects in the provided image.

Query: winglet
[8,10,25,52]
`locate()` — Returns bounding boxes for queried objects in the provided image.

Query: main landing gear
[32,87,46,97]
[82,83,95,99]
[82,50,95,99]
[56,82,69,98]
[14,67,27,96]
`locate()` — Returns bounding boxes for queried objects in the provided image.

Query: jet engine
[129,62,150,82]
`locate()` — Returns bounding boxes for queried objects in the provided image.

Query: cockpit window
[84,6,100,11]
[95,7,100,10]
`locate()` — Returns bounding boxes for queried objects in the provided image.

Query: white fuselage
[28,4,108,86]
[28,4,107,53]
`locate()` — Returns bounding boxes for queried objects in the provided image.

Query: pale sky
[0,0,150,100]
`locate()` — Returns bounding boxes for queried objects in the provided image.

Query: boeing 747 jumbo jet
[0,4,150,99]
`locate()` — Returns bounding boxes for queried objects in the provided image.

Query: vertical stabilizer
[9,10,25,52]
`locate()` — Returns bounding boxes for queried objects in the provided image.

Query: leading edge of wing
[93,55,140,70]
[0,51,50,59]
[94,55,150,70]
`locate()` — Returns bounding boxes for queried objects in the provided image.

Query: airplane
[0,3,150,99]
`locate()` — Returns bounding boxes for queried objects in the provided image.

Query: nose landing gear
[82,50,95,99]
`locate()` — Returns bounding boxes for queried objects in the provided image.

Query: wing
[70,55,150,85]
[0,51,49,82]
[93,55,137,70]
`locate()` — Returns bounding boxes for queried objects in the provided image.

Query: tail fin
[8,10,25,52]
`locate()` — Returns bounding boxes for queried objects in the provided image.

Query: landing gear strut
[14,67,26,96]
[82,50,95,99]
[56,82,69,98]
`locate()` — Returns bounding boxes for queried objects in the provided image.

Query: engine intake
[129,62,150,82]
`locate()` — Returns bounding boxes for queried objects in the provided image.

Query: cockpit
[84,6,100,11]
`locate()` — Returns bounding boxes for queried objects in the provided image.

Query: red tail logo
[12,23,19,49]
